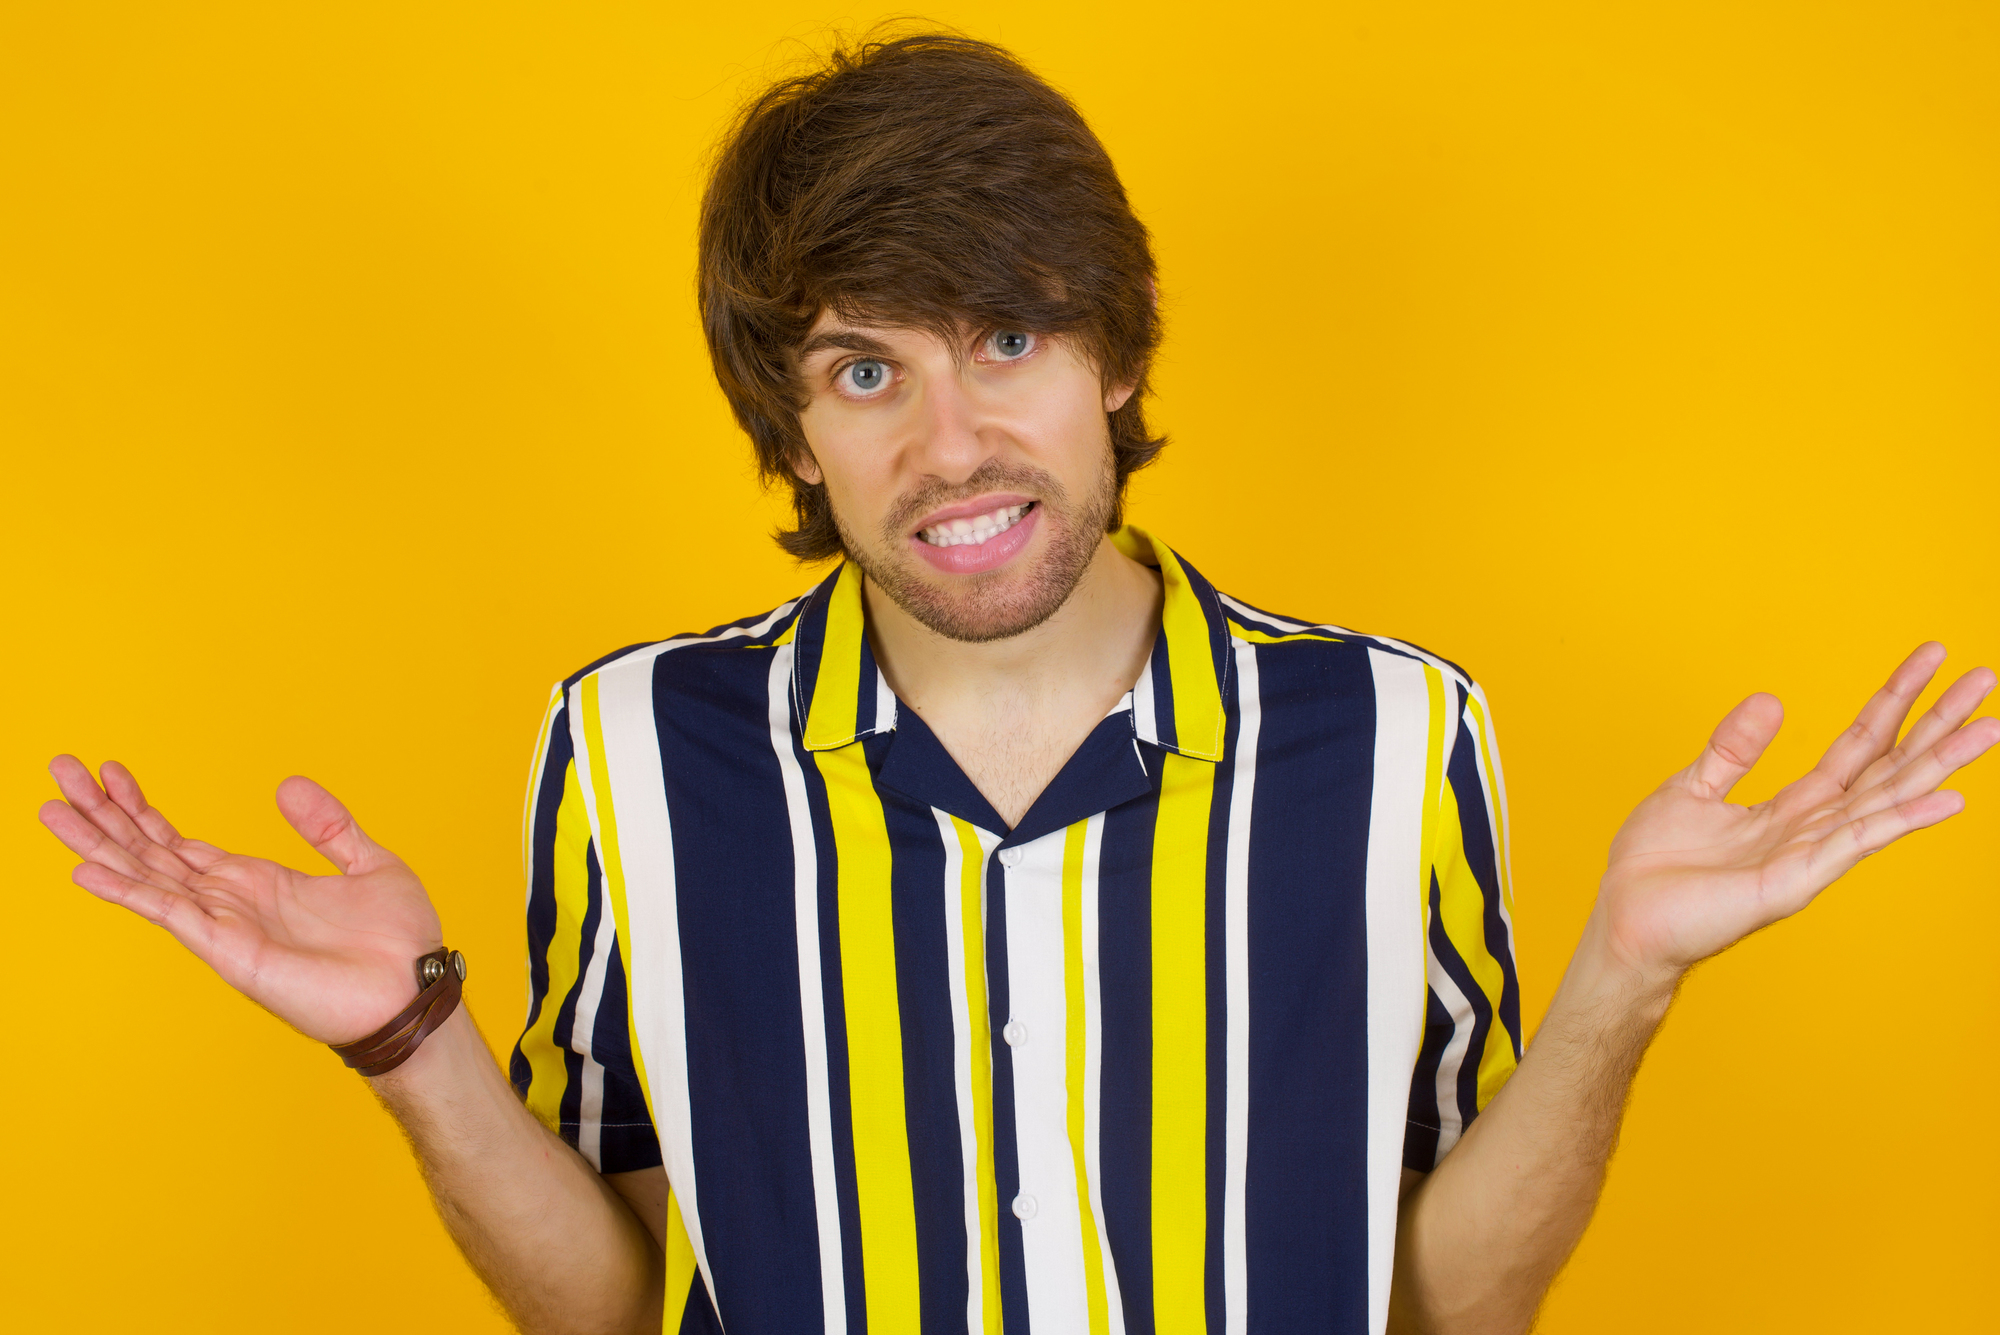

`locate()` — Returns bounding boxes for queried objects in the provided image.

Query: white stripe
[874,667,900,734]
[1006,828,1091,1329]
[1078,813,1125,1335]
[1222,638,1261,1335]
[569,878,620,1168]
[1423,928,1478,1159]
[1468,684,1517,930]
[1216,593,1474,693]
[935,806,989,1335]
[1130,660,1160,746]
[772,645,847,1334]
[560,595,807,1312]
[1362,649,1435,1335]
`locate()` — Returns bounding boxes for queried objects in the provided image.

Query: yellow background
[5,3,1995,1330]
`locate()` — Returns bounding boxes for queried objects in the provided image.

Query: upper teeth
[920,503,1032,547]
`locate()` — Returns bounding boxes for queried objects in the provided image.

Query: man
[38,32,1995,1335]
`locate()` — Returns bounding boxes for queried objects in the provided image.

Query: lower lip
[910,505,1041,574]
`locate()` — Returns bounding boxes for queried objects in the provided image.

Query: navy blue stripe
[1424,865,1496,1133]
[1402,982,1454,1172]
[1167,551,1234,706]
[881,792,972,1333]
[551,837,603,1148]
[786,568,845,734]
[512,705,573,1097]
[677,1277,726,1334]
[856,635,882,736]
[1203,685,1239,1334]
[1147,633,1178,751]
[984,849,1031,1335]
[652,643,827,1330]
[1242,640,1375,1333]
[1449,718,1523,1061]
[796,739,871,1333]
[592,933,663,1171]
[1097,775,1161,1335]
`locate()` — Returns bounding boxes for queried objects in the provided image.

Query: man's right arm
[370,1006,665,1335]
[36,755,663,1335]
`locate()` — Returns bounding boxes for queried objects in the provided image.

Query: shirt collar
[792,524,1232,762]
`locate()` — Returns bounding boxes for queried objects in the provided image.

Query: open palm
[40,759,441,1045]
[1598,643,1998,981]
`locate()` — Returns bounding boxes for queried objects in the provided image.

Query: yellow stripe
[577,676,656,1114]
[1150,542,1225,761]
[664,1189,700,1321]
[1110,525,1224,760]
[803,563,868,750]
[1151,753,1215,1334]
[818,742,921,1328]
[522,757,590,1132]
[1223,618,1341,646]
[1435,774,1515,1109]
[952,817,1003,1335]
[1063,821,1111,1335]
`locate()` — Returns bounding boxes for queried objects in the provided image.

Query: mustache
[880,460,1070,538]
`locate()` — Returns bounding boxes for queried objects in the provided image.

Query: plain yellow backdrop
[5,2,1995,1331]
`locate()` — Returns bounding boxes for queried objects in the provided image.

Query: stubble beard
[833,456,1117,645]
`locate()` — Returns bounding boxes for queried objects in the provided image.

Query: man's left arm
[1388,644,1997,1335]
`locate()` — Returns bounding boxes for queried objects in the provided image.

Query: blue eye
[845,359,888,394]
[990,331,1034,360]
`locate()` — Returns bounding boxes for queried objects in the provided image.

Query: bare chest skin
[908,676,1124,829]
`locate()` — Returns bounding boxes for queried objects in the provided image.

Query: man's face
[794,312,1135,643]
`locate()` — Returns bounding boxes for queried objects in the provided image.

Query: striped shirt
[509,526,1522,1335]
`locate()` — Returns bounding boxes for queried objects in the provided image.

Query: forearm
[1390,914,1676,1335]
[368,1005,664,1335]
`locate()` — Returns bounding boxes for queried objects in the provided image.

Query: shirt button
[1002,1020,1028,1048]
[1012,1193,1038,1220]
[998,848,1023,868]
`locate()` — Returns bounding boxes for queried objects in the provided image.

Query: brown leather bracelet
[329,948,467,1077]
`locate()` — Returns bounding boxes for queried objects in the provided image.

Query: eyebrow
[795,329,895,362]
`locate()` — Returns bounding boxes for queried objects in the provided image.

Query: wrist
[1559,909,1682,1026]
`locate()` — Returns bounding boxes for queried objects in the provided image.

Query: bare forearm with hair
[367,1005,665,1335]
[1388,914,1677,1335]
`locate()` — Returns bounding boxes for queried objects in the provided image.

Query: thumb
[1682,692,1784,801]
[276,776,400,875]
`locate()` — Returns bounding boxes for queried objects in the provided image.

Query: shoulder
[1214,587,1477,694]
[554,589,822,698]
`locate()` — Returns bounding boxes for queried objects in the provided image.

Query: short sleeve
[509,683,663,1174]
[1403,679,1524,1172]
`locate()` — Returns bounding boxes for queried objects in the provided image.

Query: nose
[909,363,997,485]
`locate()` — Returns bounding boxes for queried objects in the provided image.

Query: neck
[862,537,1163,719]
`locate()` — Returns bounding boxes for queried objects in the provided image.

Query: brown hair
[699,32,1165,561]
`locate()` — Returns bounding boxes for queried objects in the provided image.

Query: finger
[275,776,401,876]
[46,755,199,885]
[71,861,219,958]
[97,759,232,872]
[1839,716,2000,825]
[40,799,190,893]
[1850,666,1998,794]
[1814,642,1947,789]
[98,760,187,847]
[1684,692,1784,800]
[1804,788,1967,889]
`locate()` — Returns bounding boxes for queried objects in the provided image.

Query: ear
[792,450,824,486]
[1104,380,1138,413]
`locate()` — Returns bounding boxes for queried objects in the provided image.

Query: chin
[878,550,1078,643]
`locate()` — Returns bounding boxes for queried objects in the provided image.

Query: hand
[1592,643,1998,988]
[39,758,442,1046]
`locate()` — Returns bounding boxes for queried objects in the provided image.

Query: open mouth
[917,501,1036,548]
